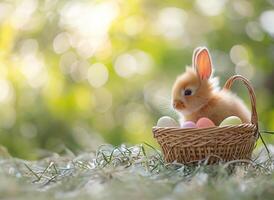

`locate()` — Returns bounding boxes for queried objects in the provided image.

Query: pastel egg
[220,116,242,126]
[181,121,197,129]
[157,116,180,127]
[196,117,215,128]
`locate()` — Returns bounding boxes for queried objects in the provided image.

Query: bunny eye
[184,89,192,96]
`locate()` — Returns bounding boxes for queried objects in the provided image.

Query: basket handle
[222,75,258,128]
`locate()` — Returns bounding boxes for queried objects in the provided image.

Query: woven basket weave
[152,75,259,164]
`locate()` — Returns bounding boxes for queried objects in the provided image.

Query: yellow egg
[220,116,242,126]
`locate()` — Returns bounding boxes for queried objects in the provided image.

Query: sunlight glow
[11,0,37,29]
[60,1,119,58]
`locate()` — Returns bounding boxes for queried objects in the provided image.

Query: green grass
[0,144,274,200]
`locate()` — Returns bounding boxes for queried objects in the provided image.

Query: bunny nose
[173,100,185,109]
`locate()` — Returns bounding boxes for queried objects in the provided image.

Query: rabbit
[171,47,251,126]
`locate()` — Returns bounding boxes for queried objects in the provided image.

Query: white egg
[157,116,180,127]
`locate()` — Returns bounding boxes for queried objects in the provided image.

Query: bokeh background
[0,0,273,159]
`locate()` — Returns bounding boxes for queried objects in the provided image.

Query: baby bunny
[172,47,250,126]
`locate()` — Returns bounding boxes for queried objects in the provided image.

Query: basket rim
[153,123,256,131]
[152,123,258,139]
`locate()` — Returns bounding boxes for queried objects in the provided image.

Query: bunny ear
[192,47,202,68]
[194,47,212,80]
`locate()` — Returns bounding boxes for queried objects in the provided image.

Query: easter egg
[220,116,242,126]
[196,117,215,128]
[181,121,197,129]
[157,116,180,127]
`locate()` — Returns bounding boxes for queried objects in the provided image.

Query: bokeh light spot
[114,50,153,78]
[21,54,48,88]
[53,32,71,54]
[196,0,227,16]
[245,21,264,41]
[88,63,109,88]
[260,10,274,36]
[230,45,249,65]
[114,53,137,78]
[232,0,253,17]
[156,7,187,40]
[70,60,89,82]
[60,51,78,74]
[132,50,154,75]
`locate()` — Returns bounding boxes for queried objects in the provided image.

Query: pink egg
[196,117,215,128]
[181,121,197,129]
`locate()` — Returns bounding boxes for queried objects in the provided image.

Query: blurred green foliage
[0,0,273,159]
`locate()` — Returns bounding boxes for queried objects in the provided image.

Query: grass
[0,143,274,200]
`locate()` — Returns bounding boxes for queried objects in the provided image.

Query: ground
[1,144,274,200]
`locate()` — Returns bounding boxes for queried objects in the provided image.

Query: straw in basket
[152,75,259,164]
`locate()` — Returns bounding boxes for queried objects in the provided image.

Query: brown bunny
[172,47,250,125]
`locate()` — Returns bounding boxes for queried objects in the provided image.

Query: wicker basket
[152,75,259,164]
